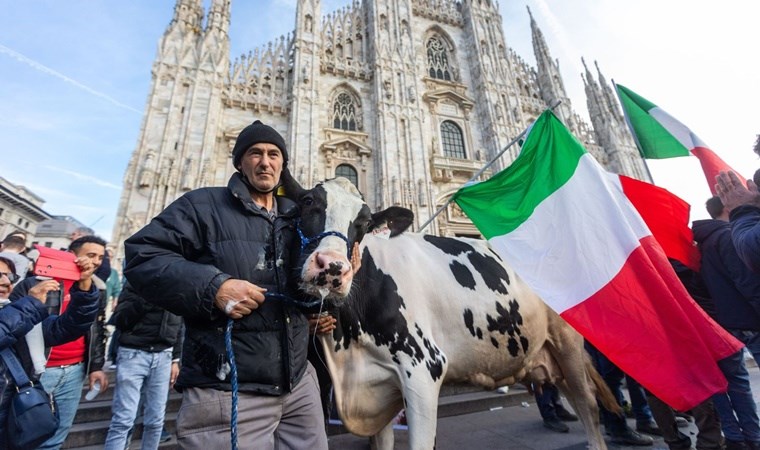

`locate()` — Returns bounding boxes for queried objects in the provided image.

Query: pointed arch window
[335,164,358,187]
[427,37,452,81]
[332,92,359,131]
[441,121,465,159]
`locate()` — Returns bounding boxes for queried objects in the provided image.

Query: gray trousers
[176,363,328,450]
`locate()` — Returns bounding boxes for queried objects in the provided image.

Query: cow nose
[316,252,332,270]
[305,250,353,291]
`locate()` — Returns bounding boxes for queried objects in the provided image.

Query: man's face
[74,243,105,271]
[238,143,283,193]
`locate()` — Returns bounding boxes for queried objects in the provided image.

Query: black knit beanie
[232,120,288,169]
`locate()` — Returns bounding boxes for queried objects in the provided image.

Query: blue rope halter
[225,221,350,449]
[296,219,352,259]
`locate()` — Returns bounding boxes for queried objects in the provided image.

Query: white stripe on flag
[649,107,708,149]
[487,154,651,314]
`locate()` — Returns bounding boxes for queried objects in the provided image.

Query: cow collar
[295,218,351,259]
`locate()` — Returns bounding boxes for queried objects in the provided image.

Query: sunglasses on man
[0,272,20,284]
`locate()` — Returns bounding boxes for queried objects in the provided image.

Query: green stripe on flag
[616,84,689,159]
[452,111,585,238]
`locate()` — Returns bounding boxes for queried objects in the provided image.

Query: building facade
[0,176,51,246]
[112,0,648,262]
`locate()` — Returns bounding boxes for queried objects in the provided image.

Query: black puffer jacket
[109,283,183,359]
[693,219,760,331]
[124,173,309,395]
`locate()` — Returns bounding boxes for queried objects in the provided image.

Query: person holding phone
[0,255,100,448]
[10,235,108,449]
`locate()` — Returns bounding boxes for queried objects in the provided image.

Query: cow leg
[402,380,442,450]
[369,421,395,450]
[549,328,608,450]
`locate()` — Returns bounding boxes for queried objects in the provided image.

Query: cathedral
[112,0,648,262]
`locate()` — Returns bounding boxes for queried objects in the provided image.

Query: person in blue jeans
[535,382,578,433]
[104,283,182,450]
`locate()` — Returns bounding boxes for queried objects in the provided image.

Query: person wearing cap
[124,121,327,448]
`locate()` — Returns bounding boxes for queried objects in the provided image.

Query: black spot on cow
[485,300,529,357]
[507,338,520,357]
[476,328,483,340]
[406,370,412,378]
[468,251,510,294]
[427,359,444,380]
[450,260,476,290]
[423,235,475,257]
[326,262,344,276]
[331,249,446,381]
[490,337,499,348]
[463,309,476,337]
[520,336,529,353]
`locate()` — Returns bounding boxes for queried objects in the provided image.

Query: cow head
[281,169,413,300]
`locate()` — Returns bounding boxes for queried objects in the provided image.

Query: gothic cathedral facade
[112,0,648,261]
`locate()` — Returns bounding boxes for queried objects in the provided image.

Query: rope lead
[225,318,239,450]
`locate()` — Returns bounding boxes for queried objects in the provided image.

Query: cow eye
[302,197,314,206]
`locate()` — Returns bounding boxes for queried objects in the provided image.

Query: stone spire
[528,6,575,131]
[206,0,231,35]
[169,0,203,32]
[583,59,650,181]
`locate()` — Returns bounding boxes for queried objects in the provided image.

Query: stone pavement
[327,361,760,450]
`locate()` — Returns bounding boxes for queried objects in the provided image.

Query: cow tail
[585,354,623,415]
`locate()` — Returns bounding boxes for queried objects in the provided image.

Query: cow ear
[279,167,305,199]
[370,207,414,237]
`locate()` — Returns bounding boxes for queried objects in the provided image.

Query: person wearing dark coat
[124,121,327,449]
[693,196,760,450]
[0,255,100,448]
[103,283,183,449]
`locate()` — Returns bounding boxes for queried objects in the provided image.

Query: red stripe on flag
[690,146,743,195]
[619,175,701,271]
[560,235,741,411]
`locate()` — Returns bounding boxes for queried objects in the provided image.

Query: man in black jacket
[693,196,760,450]
[124,121,327,449]
[104,283,182,449]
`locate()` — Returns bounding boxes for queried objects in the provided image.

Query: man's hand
[89,370,109,392]
[75,256,96,291]
[716,171,760,212]
[28,280,61,303]
[308,313,337,335]
[170,362,180,389]
[214,279,267,319]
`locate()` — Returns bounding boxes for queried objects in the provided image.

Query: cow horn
[279,167,306,199]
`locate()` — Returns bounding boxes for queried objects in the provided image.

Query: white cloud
[42,166,122,190]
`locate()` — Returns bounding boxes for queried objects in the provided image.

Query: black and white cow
[284,174,617,450]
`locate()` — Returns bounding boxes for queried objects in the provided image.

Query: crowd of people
[1,120,760,450]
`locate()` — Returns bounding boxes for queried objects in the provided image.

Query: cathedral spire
[528,7,574,130]
[170,0,203,32]
[207,0,231,35]
[595,60,623,122]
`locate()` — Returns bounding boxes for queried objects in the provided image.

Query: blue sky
[1,1,758,242]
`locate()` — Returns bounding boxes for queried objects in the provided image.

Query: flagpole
[613,79,655,184]
[418,100,561,232]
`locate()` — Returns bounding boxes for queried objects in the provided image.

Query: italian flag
[453,111,741,410]
[616,84,741,194]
